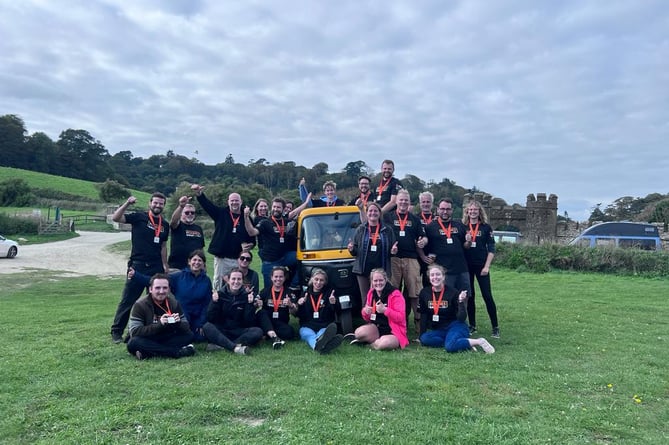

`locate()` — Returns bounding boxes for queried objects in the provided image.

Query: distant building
[463,192,558,245]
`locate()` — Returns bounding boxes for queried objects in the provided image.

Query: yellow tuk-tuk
[296,205,362,333]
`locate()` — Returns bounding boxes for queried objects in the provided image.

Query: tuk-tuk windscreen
[301,212,360,251]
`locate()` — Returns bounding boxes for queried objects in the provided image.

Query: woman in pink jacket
[346,268,409,350]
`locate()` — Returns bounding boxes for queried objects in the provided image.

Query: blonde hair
[462,200,489,224]
[308,268,328,286]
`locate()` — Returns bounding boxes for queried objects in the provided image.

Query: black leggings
[467,264,498,328]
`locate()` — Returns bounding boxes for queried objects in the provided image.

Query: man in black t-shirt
[420,198,472,297]
[168,196,205,271]
[383,189,427,331]
[111,193,170,343]
[375,160,403,213]
[244,197,299,290]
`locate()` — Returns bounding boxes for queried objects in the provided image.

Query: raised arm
[112,196,136,223]
[244,206,260,236]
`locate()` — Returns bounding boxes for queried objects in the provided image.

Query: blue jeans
[261,251,299,289]
[419,320,471,352]
[299,326,327,350]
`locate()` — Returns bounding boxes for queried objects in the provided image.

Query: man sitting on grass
[127,274,195,360]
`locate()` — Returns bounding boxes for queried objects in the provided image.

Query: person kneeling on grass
[202,268,264,355]
[127,274,195,360]
[295,268,343,354]
[344,268,409,350]
[417,264,495,354]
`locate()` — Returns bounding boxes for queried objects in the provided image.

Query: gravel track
[0,231,131,277]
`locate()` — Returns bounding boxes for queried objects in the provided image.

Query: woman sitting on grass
[345,268,408,350]
[418,264,495,354]
[255,266,297,349]
[202,268,264,355]
[294,268,343,354]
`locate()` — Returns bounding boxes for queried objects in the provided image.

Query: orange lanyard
[396,210,409,232]
[230,210,240,230]
[309,292,323,313]
[437,219,452,240]
[368,224,380,246]
[271,287,284,312]
[148,212,162,239]
[377,178,390,198]
[431,288,444,315]
[421,212,433,225]
[154,298,172,315]
[360,191,370,208]
[271,216,285,238]
[469,222,479,241]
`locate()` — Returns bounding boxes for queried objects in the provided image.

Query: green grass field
[0,166,151,203]
[1,267,667,444]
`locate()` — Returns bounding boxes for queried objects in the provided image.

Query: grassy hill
[0,166,151,204]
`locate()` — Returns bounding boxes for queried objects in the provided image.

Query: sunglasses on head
[239,256,252,262]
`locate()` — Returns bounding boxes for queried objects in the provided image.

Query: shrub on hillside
[0,178,36,206]
[494,242,669,278]
[97,180,130,203]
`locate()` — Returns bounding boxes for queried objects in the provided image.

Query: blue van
[569,222,662,251]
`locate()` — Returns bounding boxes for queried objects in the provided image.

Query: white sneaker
[234,345,249,355]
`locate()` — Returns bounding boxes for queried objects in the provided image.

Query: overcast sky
[2,0,667,220]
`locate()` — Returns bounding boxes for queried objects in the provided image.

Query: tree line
[2,113,668,225]
[0,114,471,211]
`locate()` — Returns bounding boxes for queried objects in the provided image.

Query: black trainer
[491,327,500,339]
[177,344,196,358]
[315,323,337,352]
[272,338,285,350]
[320,334,343,354]
[111,332,123,344]
[469,325,477,334]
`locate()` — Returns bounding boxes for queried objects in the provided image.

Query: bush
[0,213,39,235]
[494,242,669,277]
[0,178,36,206]
[97,179,130,203]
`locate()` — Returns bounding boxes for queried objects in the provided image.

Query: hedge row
[0,213,39,235]
[494,242,669,278]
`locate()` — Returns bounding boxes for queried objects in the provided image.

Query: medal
[432,314,439,322]
[471,241,476,247]
[370,245,377,252]
[273,312,279,319]
[399,230,405,237]
[370,313,376,321]
[447,238,453,244]
[153,236,160,243]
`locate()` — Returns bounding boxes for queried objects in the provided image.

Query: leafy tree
[97,179,130,203]
[0,178,35,206]
[650,200,669,229]
[589,204,606,223]
[0,114,28,168]
[24,132,57,174]
[56,129,112,181]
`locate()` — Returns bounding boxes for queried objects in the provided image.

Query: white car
[0,234,18,258]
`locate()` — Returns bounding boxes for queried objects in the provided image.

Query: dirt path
[0,231,131,277]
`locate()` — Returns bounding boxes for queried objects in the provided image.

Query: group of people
[109,159,500,360]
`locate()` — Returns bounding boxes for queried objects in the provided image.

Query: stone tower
[524,193,558,244]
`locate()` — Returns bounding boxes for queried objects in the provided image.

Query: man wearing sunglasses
[168,196,205,271]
